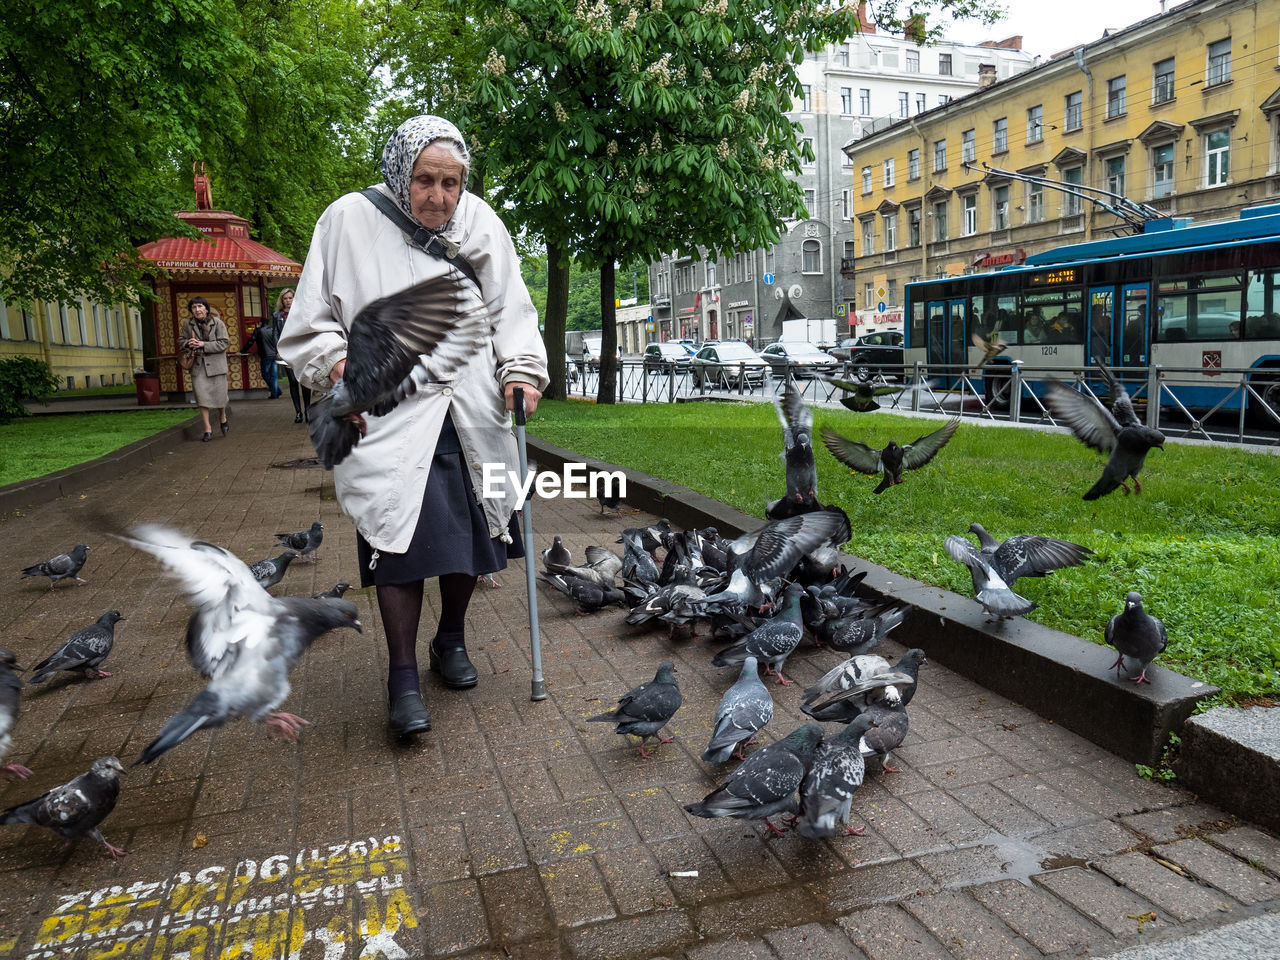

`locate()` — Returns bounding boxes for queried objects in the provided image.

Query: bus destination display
[1028,268,1078,287]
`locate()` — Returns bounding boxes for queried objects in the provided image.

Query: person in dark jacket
[246,316,281,398]
[272,289,309,422]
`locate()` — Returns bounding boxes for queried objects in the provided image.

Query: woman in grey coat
[181,297,231,442]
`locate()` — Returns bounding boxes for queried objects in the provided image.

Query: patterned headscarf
[381,115,471,225]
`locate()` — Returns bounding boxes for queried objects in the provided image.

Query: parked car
[643,341,694,373]
[759,341,838,378]
[690,341,769,388]
[847,340,905,381]
[829,330,904,362]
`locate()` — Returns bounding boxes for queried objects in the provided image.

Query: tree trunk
[597,260,618,404]
[544,240,570,400]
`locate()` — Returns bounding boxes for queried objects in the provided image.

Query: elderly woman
[279,116,548,738]
[181,297,231,441]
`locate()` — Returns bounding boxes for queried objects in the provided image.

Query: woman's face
[282,290,294,310]
[191,302,208,320]
[409,144,464,229]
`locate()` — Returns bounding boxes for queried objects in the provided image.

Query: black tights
[377,573,477,697]
[284,369,311,417]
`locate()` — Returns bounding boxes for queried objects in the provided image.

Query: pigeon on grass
[945,523,1093,619]
[0,757,127,858]
[586,661,682,758]
[796,714,878,839]
[821,418,960,494]
[275,522,323,560]
[701,656,774,763]
[21,544,89,589]
[684,723,823,837]
[30,611,125,683]
[0,649,31,781]
[1105,591,1167,684]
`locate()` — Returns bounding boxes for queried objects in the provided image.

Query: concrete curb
[1175,706,1280,833]
[527,435,1219,768]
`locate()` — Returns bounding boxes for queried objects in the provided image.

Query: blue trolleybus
[904,203,1280,414]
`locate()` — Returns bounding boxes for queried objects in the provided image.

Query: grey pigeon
[309,273,489,468]
[797,714,878,839]
[312,582,351,600]
[30,611,125,683]
[21,544,89,589]
[1105,591,1168,684]
[802,649,928,717]
[859,701,910,772]
[560,545,623,588]
[684,722,823,836]
[945,523,1094,619]
[542,536,572,574]
[586,661,682,758]
[822,375,903,413]
[821,417,960,494]
[541,572,627,614]
[818,603,909,656]
[275,521,323,560]
[122,526,362,763]
[1044,375,1165,500]
[701,656,774,763]
[0,757,126,858]
[596,482,623,514]
[766,380,819,519]
[250,550,298,590]
[0,649,31,781]
[619,531,661,590]
[712,583,805,685]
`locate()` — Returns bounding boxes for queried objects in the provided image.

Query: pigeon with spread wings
[309,274,490,468]
[821,418,960,494]
[766,380,818,519]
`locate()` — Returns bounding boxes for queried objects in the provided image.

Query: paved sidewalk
[2,399,1278,960]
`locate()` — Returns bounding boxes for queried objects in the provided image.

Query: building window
[883,212,897,251]
[706,260,717,286]
[906,49,920,73]
[962,194,977,236]
[0,297,8,339]
[1107,75,1126,118]
[840,87,852,115]
[1026,105,1042,143]
[939,53,953,76]
[802,239,822,273]
[1206,128,1230,186]
[117,310,126,346]
[933,138,947,171]
[1207,38,1231,86]
[1063,166,1083,215]
[907,206,922,246]
[1028,182,1044,222]
[861,218,875,255]
[898,91,909,118]
[933,200,948,240]
[962,129,975,163]
[939,94,951,107]
[1153,57,1175,103]
[859,88,871,114]
[915,93,926,114]
[862,166,873,193]
[75,302,87,344]
[800,84,811,111]
[1105,155,1125,196]
[841,189,851,219]
[1152,143,1174,197]
[23,305,37,340]
[864,283,874,308]
[993,185,1009,229]
[908,148,919,180]
[887,279,897,307]
[883,158,895,186]
[837,43,850,67]
[1065,90,1082,131]
[843,239,856,261]
[993,117,1008,153]
[58,302,71,343]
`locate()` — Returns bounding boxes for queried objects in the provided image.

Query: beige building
[842,0,1280,324]
[0,292,146,391]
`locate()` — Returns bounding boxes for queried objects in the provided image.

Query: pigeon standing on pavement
[797,714,878,839]
[586,661,682,758]
[1105,591,1168,684]
[542,536,573,574]
[802,649,928,720]
[818,603,909,656]
[701,656,774,763]
[0,757,127,858]
[29,611,125,683]
[945,523,1094,619]
[712,583,805,685]
[275,522,323,561]
[250,550,298,590]
[821,418,960,494]
[21,544,90,589]
[859,701,911,773]
[0,649,32,781]
[1044,375,1165,500]
[684,722,823,836]
[312,582,351,600]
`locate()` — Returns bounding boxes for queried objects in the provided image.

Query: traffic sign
[645,321,654,332]
[876,300,887,314]
[835,304,847,318]
[744,314,753,325]
[875,285,887,300]
[763,273,774,285]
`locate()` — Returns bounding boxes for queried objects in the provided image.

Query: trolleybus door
[927,299,967,387]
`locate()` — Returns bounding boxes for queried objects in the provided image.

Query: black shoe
[202,432,212,443]
[388,691,432,736]
[294,413,303,423]
[220,420,229,436]
[430,643,478,689]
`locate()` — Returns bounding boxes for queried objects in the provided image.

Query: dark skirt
[357,413,522,588]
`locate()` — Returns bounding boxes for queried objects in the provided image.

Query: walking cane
[512,386,548,701]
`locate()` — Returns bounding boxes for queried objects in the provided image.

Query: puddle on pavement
[939,830,1090,889]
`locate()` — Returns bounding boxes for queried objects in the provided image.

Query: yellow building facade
[0,293,145,391]
[843,0,1280,316]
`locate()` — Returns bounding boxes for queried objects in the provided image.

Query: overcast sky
[944,0,1170,59]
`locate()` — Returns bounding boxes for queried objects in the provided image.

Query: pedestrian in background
[181,297,230,442]
[273,289,309,423]
[246,315,281,398]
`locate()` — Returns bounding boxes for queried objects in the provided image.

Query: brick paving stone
[540,858,618,928]
[913,844,1017,888]
[1034,768,1153,820]
[809,858,936,914]
[969,878,1110,954]
[410,820,472,883]
[765,922,866,960]
[1210,826,1280,876]
[825,822,903,869]
[1093,851,1239,922]
[837,903,951,960]
[950,783,1050,839]
[596,845,677,915]
[693,885,823,939]
[764,830,852,880]
[921,755,1025,791]
[1033,866,1164,938]
[991,773,1094,826]
[620,786,701,844]
[861,796,947,857]
[421,877,490,955]
[685,937,774,960]
[900,792,992,846]
[1120,804,1234,844]
[479,865,555,944]
[500,761,563,808]
[465,811,531,875]
[1153,838,1280,905]
[1033,818,1141,862]
[1075,756,1190,810]
[702,829,792,893]
[900,889,1037,960]
[649,836,739,907]
[564,910,696,960]
[517,794,627,832]
[526,818,644,865]
[895,736,991,770]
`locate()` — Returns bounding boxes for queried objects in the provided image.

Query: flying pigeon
[971,331,1008,370]
[945,523,1094,619]
[121,526,362,763]
[274,521,323,560]
[0,649,31,781]
[712,583,805,684]
[766,380,819,519]
[542,536,572,574]
[822,375,904,413]
[821,417,960,494]
[309,273,489,468]
[21,544,90,589]
[250,550,298,590]
[796,714,878,839]
[586,661,682,758]
[1105,591,1167,684]
[30,611,125,683]
[0,757,127,858]
[684,722,823,836]
[1044,374,1165,500]
[312,582,351,600]
[701,656,774,763]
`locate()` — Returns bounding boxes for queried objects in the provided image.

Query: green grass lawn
[530,399,1280,703]
[0,411,196,487]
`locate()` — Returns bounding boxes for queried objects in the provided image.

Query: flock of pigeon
[544,376,1170,839]
[2,521,357,858]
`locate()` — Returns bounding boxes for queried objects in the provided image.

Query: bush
[0,356,60,423]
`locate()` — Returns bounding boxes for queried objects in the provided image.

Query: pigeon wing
[1044,381,1121,454]
[993,535,1093,583]
[901,418,960,471]
[819,426,884,475]
[737,511,848,583]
